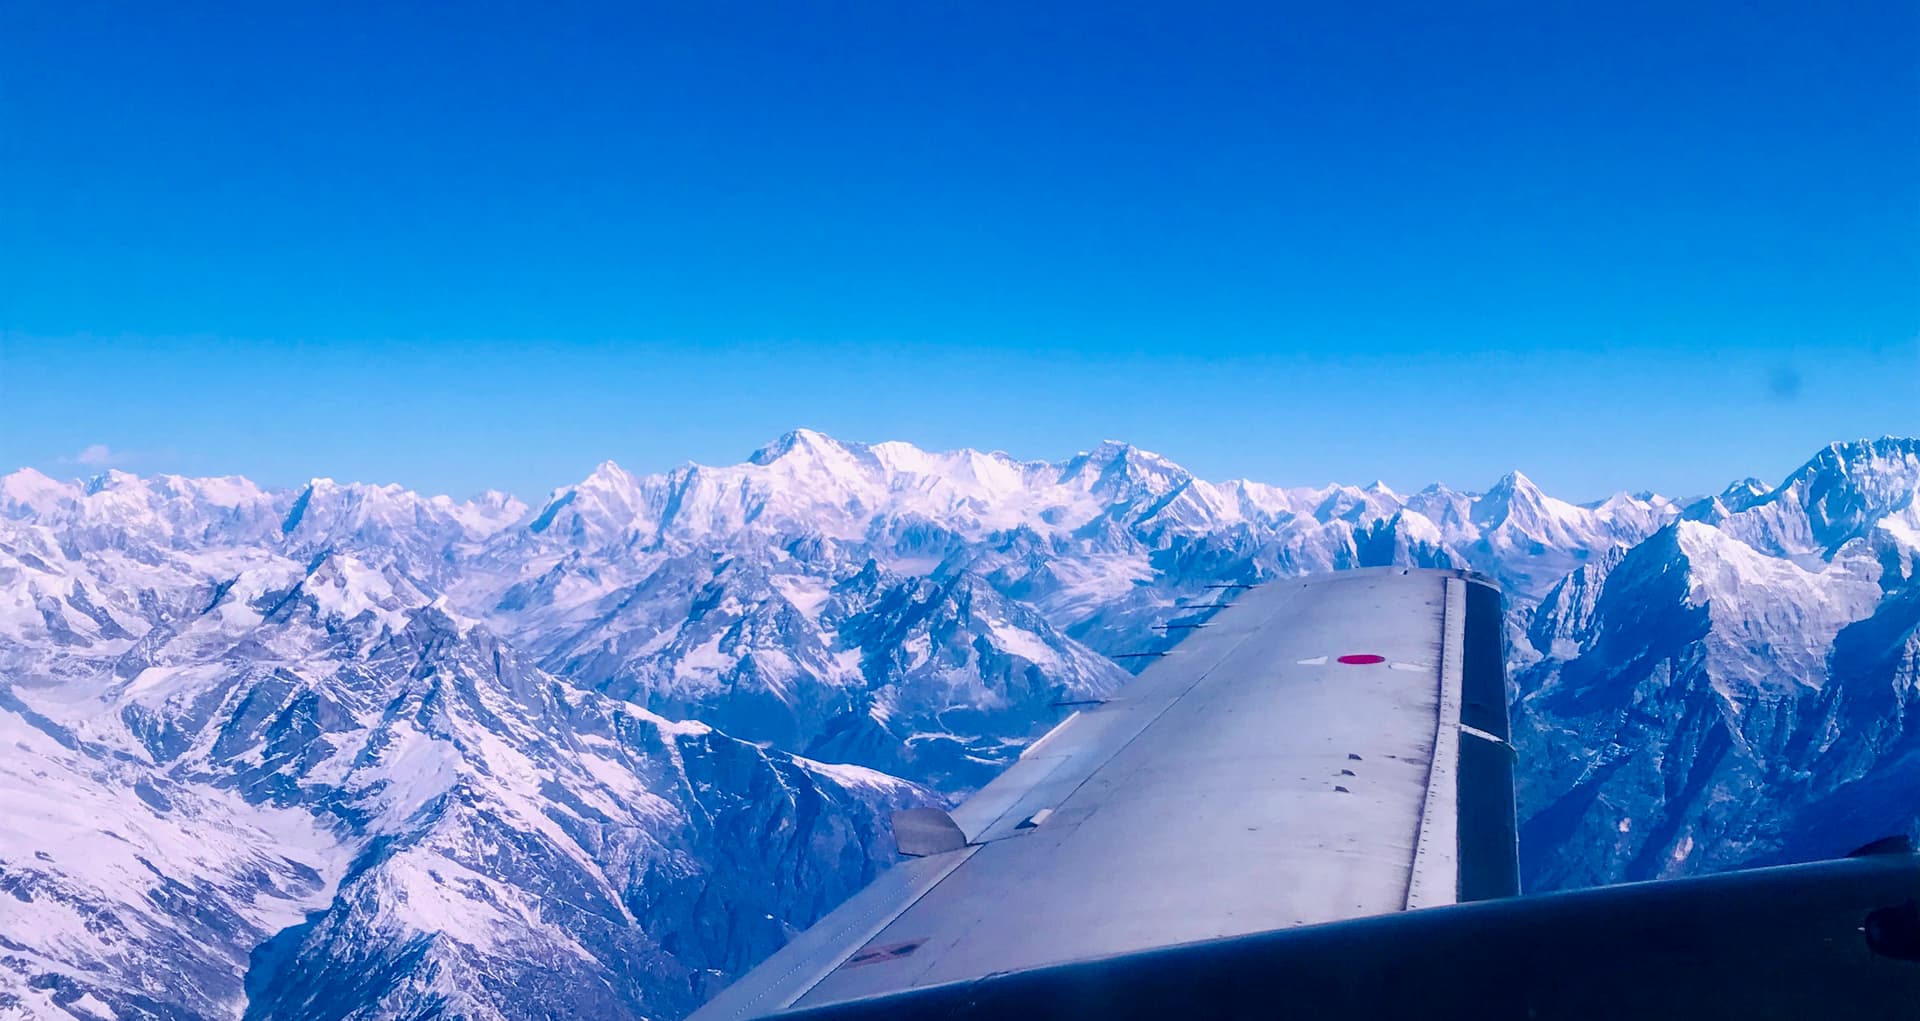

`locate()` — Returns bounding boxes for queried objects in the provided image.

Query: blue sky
[3,1,1915,501]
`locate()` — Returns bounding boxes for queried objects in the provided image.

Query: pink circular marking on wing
[1336,654,1386,665]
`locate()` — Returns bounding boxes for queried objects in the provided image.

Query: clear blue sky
[3,1,1915,501]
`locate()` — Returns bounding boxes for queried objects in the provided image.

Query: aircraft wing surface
[692,567,1516,1020]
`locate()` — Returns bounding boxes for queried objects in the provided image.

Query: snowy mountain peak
[1058,439,1188,493]
[81,468,141,495]
[1472,469,1549,527]
[0,465,61,490]
[0,466,79,517]
[473,489,524,512]
[574,460,644,497]
[1711,437,1920,559]
[1767,438,1918,497]
[1683,477,1775,523]
[1666,519,1882,691]
[515,461,649,545]
[747,427,847,466]
[1491,468,1542,495]
[1089,438,1172,466]
[299,550,430,628]
[1828,435,1920,462]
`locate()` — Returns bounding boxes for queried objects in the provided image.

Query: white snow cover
[3,432,1917,1020]
[1674,521,1883,694]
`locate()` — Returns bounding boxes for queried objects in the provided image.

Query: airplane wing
[692,567,1519,1019]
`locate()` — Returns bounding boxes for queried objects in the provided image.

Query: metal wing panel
[689,846,981,1021]
[692,567,1510,1020]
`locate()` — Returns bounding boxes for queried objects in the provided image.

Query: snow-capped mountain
[3,432,1916,1020]
[0,524,926,1020]
[1512,438,1920,889]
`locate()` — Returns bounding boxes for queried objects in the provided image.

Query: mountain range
[2,432,1916,1020]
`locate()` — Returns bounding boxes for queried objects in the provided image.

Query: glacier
[1,432,1917,1019]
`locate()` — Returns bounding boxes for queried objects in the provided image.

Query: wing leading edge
[693,567,1516,1020]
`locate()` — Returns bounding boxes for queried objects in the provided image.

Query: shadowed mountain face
[2,434,1916,1019]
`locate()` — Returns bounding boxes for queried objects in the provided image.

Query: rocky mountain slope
[2,433,1915,1019]
[1512,437,1920,888]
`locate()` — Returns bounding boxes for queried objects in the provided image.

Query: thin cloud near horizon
[60,444,127,468]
